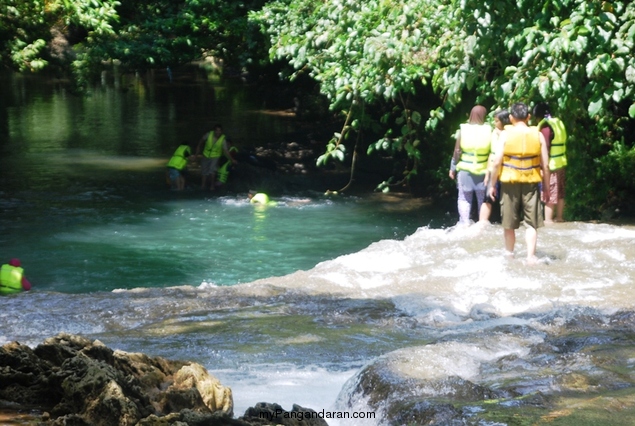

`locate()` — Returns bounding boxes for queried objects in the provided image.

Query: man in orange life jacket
[488,102,550,263]
[0,258,32,295]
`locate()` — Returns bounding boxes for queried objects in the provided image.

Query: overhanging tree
[252,0,635,218]
[1,0,268,83]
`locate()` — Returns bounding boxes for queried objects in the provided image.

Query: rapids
[2,220,635,422]
[2,69,635,424]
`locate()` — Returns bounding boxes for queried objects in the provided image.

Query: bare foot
[525,255,539,265]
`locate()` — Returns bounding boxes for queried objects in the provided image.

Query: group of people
[450,102,567,262]
[166,124,238,191]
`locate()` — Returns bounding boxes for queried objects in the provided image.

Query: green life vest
[217,146,238,183]
[167,145,191,170]
[250,193,270,205]
[456,123,492,175]
[203,133,226,158]
[539,117,567,171]
[0,264,24,295]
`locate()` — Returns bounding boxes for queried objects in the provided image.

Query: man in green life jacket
[166,142,194,191]
[0,258,32,295]
[195,124,237,191]
[216,141,239,187]
[533,102,567,223]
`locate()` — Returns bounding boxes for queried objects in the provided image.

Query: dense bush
[2,0,634,218]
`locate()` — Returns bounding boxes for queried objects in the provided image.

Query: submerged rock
[335,313,635,425]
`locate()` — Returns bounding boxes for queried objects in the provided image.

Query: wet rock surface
[0,333,324,426]
[336,310,635,425]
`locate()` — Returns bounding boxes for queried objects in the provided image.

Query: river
[2,69,635,425]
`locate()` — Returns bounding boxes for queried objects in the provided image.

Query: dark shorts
[500,182,544,229]
[167,167,182,182]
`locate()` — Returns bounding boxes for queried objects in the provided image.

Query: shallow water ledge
[335,310,635,425]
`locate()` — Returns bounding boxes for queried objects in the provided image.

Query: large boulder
[0,333,233,425]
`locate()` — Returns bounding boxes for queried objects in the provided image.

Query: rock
[240,402,329,426]
[0,333,234,425]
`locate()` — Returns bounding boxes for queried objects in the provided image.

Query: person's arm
[223,140,238,164]
[539,132,551,203]
[488,132,506,200]
[185,146,194,161]
[449,132,462,179]
[21,276,31,291]
[195,133,209,157]
[486,131,503,186]
[540,125,552,153]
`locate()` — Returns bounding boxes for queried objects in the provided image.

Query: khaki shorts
[547,168,566,204]
[500,182,544,230]
[201,157,220,176]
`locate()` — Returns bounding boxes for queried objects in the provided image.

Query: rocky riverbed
[0,333,327,426]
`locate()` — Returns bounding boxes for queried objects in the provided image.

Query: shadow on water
[10,70,635,424]
[0,70,454,294]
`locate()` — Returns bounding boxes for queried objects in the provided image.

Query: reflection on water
[0,71,443,293]
[3,71,635,424]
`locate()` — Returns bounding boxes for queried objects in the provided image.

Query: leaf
[586,58,599,77]
[412,111,422,125]
[538,77,550,99]
[588,98,603,117]
[629,103,635,119]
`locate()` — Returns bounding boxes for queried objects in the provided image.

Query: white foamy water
[2,221,635,422]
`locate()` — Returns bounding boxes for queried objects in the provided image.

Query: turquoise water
[3,71,635,424]
[0,70,445,293]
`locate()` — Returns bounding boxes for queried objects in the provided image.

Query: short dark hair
[214,124,223,130]
[510,103,529,120]
[495,109,511,126]
[532,102,551,119]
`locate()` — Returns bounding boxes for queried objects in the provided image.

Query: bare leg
[208,174,216,191]
[504,228,515,257]
[525,226,538,262]
[475,188,489,224]
[555,199,565,222]
[544,203,555,224]
[201,175,208,190]
[479,202,492,223]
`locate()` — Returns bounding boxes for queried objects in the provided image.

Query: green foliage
[1,0,269,82]
[3,0,635,217]
[0,0,119,72]
[254,0,635,217]
[87,0,269,72]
